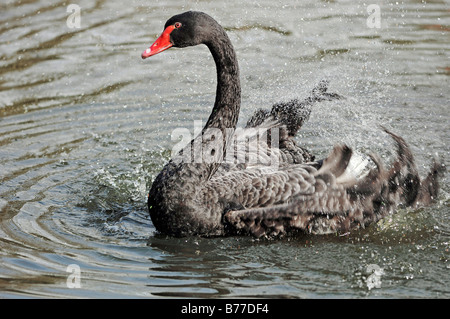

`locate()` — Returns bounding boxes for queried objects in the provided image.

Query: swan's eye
[174,22,182,29]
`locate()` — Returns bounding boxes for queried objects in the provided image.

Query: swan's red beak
[142,25,175,59]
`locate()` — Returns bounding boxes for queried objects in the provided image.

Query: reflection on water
[0,0,449,298]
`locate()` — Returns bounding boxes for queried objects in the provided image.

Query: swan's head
[142,11,216,59]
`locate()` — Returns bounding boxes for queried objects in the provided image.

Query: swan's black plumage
[143,11,443,238]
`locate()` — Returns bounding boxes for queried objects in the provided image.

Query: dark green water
[0,0,448,298]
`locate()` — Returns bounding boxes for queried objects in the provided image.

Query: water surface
[0,0,449,298]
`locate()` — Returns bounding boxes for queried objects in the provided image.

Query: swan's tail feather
[383,127,445,207]
[416,157,446,206]
[224,129,444,238]
[381,127,422,207]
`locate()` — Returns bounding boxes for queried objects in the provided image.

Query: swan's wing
[222,128,440,238]
[203,164,318,210]
[224,196,352,237]
[245,80,342,136]
[242,80,342,165]
[223,154,384,237]
[217,119,316,175]
[221,145,366,237]
[209,144,355,210]
[203,144,361,236]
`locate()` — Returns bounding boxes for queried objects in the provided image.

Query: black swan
[142,11,443,238]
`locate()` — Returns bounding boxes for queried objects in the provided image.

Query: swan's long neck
[186,26,241,178]
[204,30,241,132]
